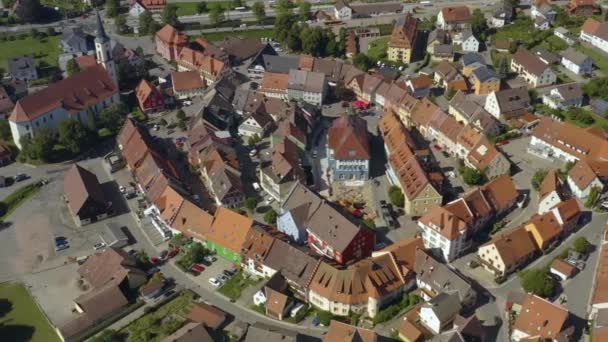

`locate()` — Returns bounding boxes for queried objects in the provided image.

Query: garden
[0,32,61,82]
[218,270,261,301]
[0,183,43,222]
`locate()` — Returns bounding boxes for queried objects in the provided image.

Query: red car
[190,264,204,274]
[497,140,510,146]
[149,257,160,265]
[168,249,179,258]
[433,144,442,151]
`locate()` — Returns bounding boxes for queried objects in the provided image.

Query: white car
[253,182,261,191]
[266,196,274,204]
[119,186,127,194]
[249,149,258,157]
[208,277,221,287]
[93,242,106,250]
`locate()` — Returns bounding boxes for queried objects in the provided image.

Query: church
[9,11,120,150]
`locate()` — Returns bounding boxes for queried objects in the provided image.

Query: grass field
[0,282,60,342]
[202,28,274,42]
[0,183,43,222]
[0,35,60,72]
[367,37,389,61]
[218,270,260,301]
[577,44,608,75]
[174,1,234,16]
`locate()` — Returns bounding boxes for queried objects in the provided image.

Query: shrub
[573,237,591,254]
[519,268,555,298]
[264,209,278,224]
[388,186,404,208]
[317,310,333,326]
[531,169,548,191]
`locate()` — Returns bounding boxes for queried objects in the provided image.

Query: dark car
[201,259,212,267]
[159,250,169,260]
[15,174,29,182]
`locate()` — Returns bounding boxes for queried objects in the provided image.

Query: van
[253,182,261,191]
[290,303,305,317]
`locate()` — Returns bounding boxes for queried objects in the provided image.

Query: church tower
[94,10,118,87]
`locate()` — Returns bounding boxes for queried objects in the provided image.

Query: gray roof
[449,91,484,119]
[434,44,454,56]
[61,26,87,45]
[244,324,300,342]
[428,29,450,46]
[494,87,530,113]
[423,292,462,324]
[532,47,560,65]
[561,48,591,65]
[554,27,570,35]
[263,239,319,289]
[471,66,498,82]
[263,54,300,74]
[8,56,36,74]
[553,83,583,101]
[414,249,475,303]
[288,70,326,93]
[429,331,466,342]
[461,52,485,67]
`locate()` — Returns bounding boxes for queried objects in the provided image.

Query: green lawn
[490,17,551,48]
[367,37,389,61]
[0,183,43,222]
[202,28,274,42]
[0,35,61,73]
[120,291,196,342]
[0,282,60,342]
[218,270,260,301]
[577,44,608,75]
[538,35,569,53]
[174,1,235,16]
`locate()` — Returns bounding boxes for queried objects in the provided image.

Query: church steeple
[94,10,118,87]
[94,9,110,44]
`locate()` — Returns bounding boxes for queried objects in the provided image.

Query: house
[398,307,425,342]
[561,48,592,76]
[407,75,433,98]
[582,18,608,53]
[8,63,118,150]
[265,287,292,321]
[465,137,511,179]
[348,73,384,103]
[155,24,187,61]
[417,205,469,262]
[461,52,485,77]
[171,70,206,100]
[199,143,245,208]
[139,277,166,300]
[484,87,530,120]
[60,26,89,54]
[187,302,227,330]
[244,324,302,342]
[414,249,477,307]
[567,159,603,199]
[550,258,578,280]
[454,29,479,52]
[449,92,501,136]
[63,163,110,226]
[419,292,462,334]
[202,207,253,263]
[524,210,566,250]
[162,322,213,342]
[259,137,305,202]
[554,27,576,45]
[333,0,404,21]
[511,294,570,341]
[324,321,378,342]
[215,37,271,65]
[78,247,147,289]
[511,48,556,88]
[468,66,500,95]
[531,0,556,24]
[177,47,227,86]
[433,61,462,89]
[8,56,38,81]
[542,83,584,109]
[590,226,608,315]
[130,0,166,17]
[135,79,165,113]
[565,0,599,16]
[437,6,471,31]
[427,29,451,54]
[238,110,274,138]
[327,115,370,182]
[533,47,561,65]
[259,72,289,99]
[287,69,327,105]
[491,2,514,28]
[478,226,538,276]
[538,169,563,214]
[387,13,418,64]
[534,16,550,30]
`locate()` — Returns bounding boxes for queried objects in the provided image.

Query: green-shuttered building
[202,207,253,264]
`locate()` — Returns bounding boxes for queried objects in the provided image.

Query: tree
[138,11,155,35]
[286,25,302,51]
[135,46,144,57]
[352,53,372,71]
[531,169,548,191]
[209,4,226,26]
[231,0,242,8]
[528,89,538,104]
[162,4,179,26]
[100,104,128,134]
[116,59,139,90]
[46,27,55,36]
[196,1,208,14]
[498,57,509,79]
[244,197,258,212]
[446,88,457,100]
[66,58,80,76]
[161,319,183,336]
[388,186,405,208]
[585,186,601,208]
[91,329,123,342]
[324,29,338,57]
[247,134,261,146]
[573,237,591,254]
[252,2,266,24]
[519,268,555,298]
[21,127,55,161]
[274,13,295,43]
[264,209,278,224]
[276,0,293,16]
[0,120,11,141]
[14,0,42,23]
[460,166,486,185]
[469,8,488,40]
[105,0,120,18]
[59,119,92,155]
[298,1,311,21]
[114,15,127,34]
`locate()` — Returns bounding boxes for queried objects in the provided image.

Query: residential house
[177,47,228,86]
[259,72,289,100]
[491,2,514,28]
[129,0,166,17]
[567,159,603,199]
[327,115,370,182]
[162,323,213,342]
[324,321,378,342]
[427,29,451,55]
[244,324,302,342]
[333,0,404,21]
[60,26,89,54]
[265,287,293,321]
[0,141,12,166]
[554,27,576,45]
[259,137,305,202]
[215,37,272,65]
[561,48,593,75]
[407,75,433,98]
[8,56,38,81]
[419,292,462,334]
[238,109,274,138]
[414,249,477,307]
[538,169,563,214]
[590,226,608,315]
[171,70,206,100]
[287,69,327,105]
[511,294,570,341]
[511,48,556,88]
[155,24,187,61]
[533,47,561,65]
[468,66,500,95]
[581,18,608,54]
[565,0,599,16]
[484,87,530,120]
[348,73,384,104]
[202,207,253,263]
[524,209,567,250]
[187,302,227,331]
[461,52,485,77]
[63,163,111,226]
[464,137,511,179]
[417,205,469,261]
[387,13,418,64]
[199,143,245,208]
[478,226,538,276]
[135,79,165,113]
[433,61,462,89]
[449,92,501,136]
[542,83,584,109]
[437,6,471,31]
[534,16,551,30]
[550,258,578,280]
[531,0,556,25]
[454,29,479,52]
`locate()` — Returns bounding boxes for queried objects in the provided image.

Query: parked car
[149,257,161,265]
[167,249,179,259]
[55,243,70,252]
[94,242,106,250]
[190,264,205,275]
[209,277,221,287]
[375,241,386,250]
[119,186,127,194]
[159,250,169,260]
[218,274,229,283]
[204,255,217,263]
[15,174,29,182]
[249,149,258,157]
[253,182,261,192]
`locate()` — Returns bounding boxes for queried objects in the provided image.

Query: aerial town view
[4,0,608,341]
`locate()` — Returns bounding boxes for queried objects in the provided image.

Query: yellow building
[469,66,500,95]
[387,13,418,64]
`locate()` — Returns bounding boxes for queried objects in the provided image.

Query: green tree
[138,10,155,35]
[231,0,243,8]
[105,0,120,18]
[244,197,258,212]
[585,187,601,208]
[21,127,55,161]
[100,104,128,134]
[276,0,293,16]
[388,186,405,208]
[162,4,179,26]
[573,237,591,254]
[114,15,127,34]
[460,167,486,185]
[274,13,295,43]
[14,0,42,23]
[46,27,55,36]
[469,8,488,40]
[531,169,548,191]
[161,319,183,336]
[58,119,92,155]
[286,25,301,51]
[498,57,509,79]
[352,53,372,71]
[66,58,80,76]
[316,310,333,326]
[247,134,261,146]
[0,120,11,141]
[176,109,187,121]
[519,268,555,298]
[91,329,123,342]
[332,84,356,101]
[298,1,311,21]
[324,29,338,57]
[264,209,278,224]
[252,2,266,23]
[196,1,208,13]
[209,4,226,25]
[528,88,538,104]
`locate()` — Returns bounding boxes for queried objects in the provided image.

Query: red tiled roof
[327,115,370,160]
